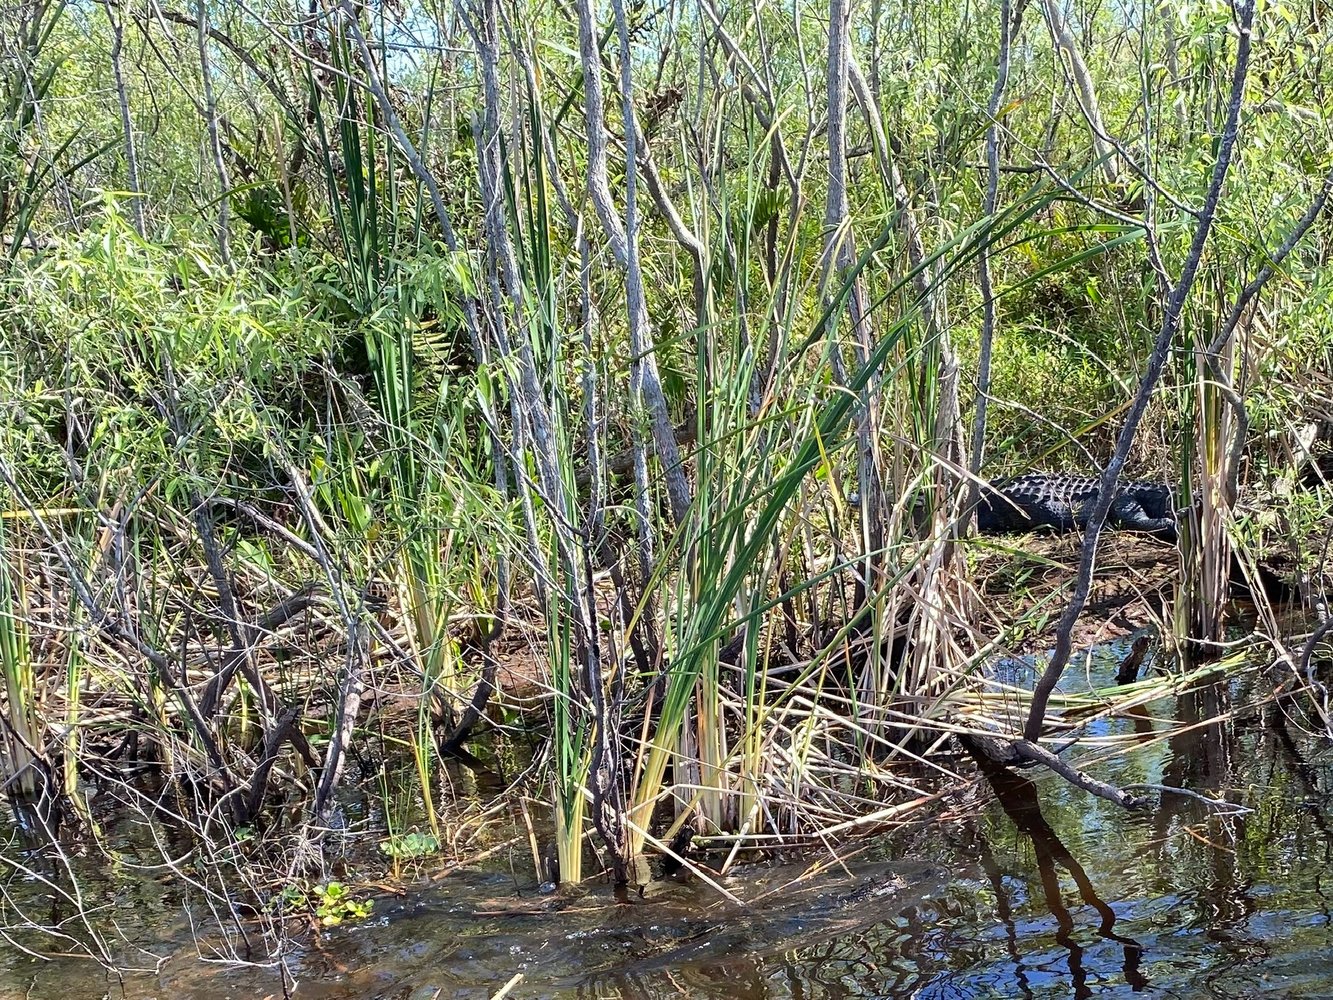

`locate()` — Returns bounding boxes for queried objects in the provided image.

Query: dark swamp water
[2,641,1332,999]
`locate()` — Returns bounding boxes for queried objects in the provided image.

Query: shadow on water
[968,757,1149,999]
[924,645,1333,1000]
[2,644,1333,998]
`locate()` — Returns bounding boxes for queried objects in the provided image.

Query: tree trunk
[103,1,145,237]
[196,0,231,266]
[1041,0,1118,186]
[573,0,693,530]
[825,0,885,604]
[1025,0,1256,743]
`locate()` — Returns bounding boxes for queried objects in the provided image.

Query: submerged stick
[1121,783,1252,815]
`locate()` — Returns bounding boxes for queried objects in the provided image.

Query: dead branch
[962,732,1151,810]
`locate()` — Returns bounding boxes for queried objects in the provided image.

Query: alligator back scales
[975,472,1177,540]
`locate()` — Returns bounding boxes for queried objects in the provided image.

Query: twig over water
[1122,784,1253,815]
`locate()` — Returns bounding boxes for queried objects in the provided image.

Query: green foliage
[313,882,373,926]
[276,882,374,927]
[2,213,333,496]
[0,0,1331,917]
[378,831,441,860]
[233,186,294,252]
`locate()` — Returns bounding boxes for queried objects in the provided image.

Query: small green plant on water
[378,831,441,860]
[272,882,373,926]
[274,885,305,912]
[313,882,373,926]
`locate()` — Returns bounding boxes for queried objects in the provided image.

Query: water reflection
[533,857,948,999]
[2,674,1332,998]
[970,758,1146,999]
[926,675,1333,1000]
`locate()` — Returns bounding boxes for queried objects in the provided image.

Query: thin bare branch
[1024,0,1257,745]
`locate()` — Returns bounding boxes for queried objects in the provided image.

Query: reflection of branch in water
[1148,682,1259,934]
[1150,684,1231,840]
[973,826,1037,1000]
[780,931,920,994]
[1161,683,1234,798]
[980,759,1148,993]
[1273,710,1333,853]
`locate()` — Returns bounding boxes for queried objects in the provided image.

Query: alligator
[975,472,1179,541]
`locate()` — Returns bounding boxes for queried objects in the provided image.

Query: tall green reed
[0,516,40,801]
[624,171,1108,853]
[306,16,505,834]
